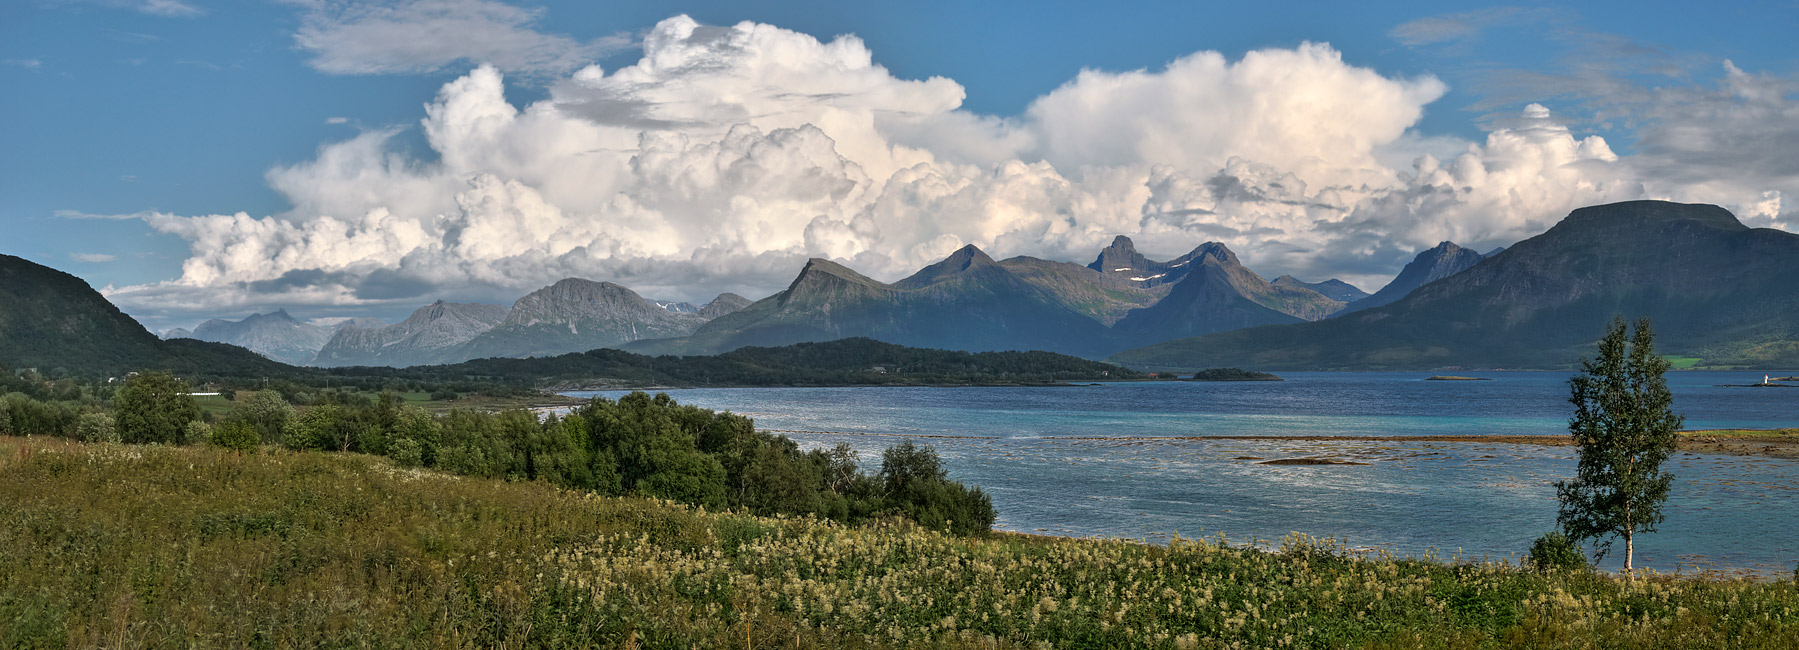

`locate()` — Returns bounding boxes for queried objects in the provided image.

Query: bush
[284,405,346,451]
[183,420,213,446]
[76,412,119,443]
[210,420,260,453]
[387,437,421,467]
[1528,531,1588,572]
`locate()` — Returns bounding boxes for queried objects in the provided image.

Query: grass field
[2,436,1796,649]
[1664,356,1705,370]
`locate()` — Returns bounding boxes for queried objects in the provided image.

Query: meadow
[2,436,1796,649]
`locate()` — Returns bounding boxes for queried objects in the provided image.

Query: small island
[1188,368,1283,381]
[1426,375,1492,381]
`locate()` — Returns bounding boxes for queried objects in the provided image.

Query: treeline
[331,337,1146,388]
[1,372,997,536]
[6,337,1141,398]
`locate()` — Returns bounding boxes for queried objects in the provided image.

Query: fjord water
[567,371,1799,574]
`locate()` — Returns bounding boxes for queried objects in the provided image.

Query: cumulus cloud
[106,13,1799,320]
[290,0,631,75]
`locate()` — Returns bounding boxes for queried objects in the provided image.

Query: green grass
[191,394,236,417]
[1663,356,1704,369]
[2,436,1796,649]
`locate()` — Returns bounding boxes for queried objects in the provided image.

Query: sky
[3,0,1797,332]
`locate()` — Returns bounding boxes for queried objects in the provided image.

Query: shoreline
[757,429,1799,460]
[547,380,1142,392]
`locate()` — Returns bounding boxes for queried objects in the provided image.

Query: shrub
[388,436,423,467]
[284,404,346,451]
[1528,531,1588,572]
[210,419,260,453]
[76,412,118,443]
[183,420,213,446]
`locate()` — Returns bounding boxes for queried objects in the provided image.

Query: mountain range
[1110,200,1799,370]
[96,233,1430,367]
[186,309,358,365]
[11,200,1796,373]
[452,279,747,362]
[312,301,510,368]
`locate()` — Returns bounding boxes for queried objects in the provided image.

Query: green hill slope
[0,254,288,378]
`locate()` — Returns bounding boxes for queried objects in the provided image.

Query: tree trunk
[1625,532,1635,576]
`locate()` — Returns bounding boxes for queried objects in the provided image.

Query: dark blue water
[566,371,1799,574]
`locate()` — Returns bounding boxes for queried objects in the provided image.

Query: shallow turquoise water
[566,371,1799,574]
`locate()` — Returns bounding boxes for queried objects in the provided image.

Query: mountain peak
[785,259,885,298]
[894,245,1004,289]
[1340,241,1485,313]
[1089,235,1148,273]
[942,244,997,268]
[1177,241,1239,267]
[698,293,753,319]
[796,258,873,281]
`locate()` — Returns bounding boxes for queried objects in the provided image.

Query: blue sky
[3,1,1796,331]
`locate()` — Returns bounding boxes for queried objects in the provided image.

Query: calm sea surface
[566,371,1799,574]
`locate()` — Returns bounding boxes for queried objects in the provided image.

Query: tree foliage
[211,419,260,453]
[113,372,199,445]
[76,412,118,443]
[238,390,294,444]
[1554,318,1683,572]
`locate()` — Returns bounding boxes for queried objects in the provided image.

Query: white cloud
[324,116,349,124]
[50,0,202,17]
[1020,43,1447,188]
[291,0,631,75]
[3,59,44,70]
[71,253,117,263]
[108,14,1799,319]
[54,209,158,220]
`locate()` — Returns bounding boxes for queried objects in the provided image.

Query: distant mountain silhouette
[1339,242,1485,314]
[1111,200,1799,370]
[1271,276,1368,303]
[628,245,1118,357]
[188,310,339,365]
[1110,242,1345,343]
[312,300,509,367]
[451,279,747,361]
